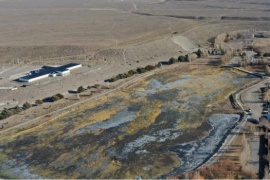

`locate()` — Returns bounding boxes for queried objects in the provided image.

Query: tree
[156,62,162,67]
[128,70,137,76]
[136,67,146,74]
[240,52,246,58]
[35,99,43,105]
[56,93,64,99]
[1,108,13,118]
[168,57,178,64]
[14,106,23,113]
[23,102,32,109]
[178,55,188,62]
[77,86,85,93]
[256,51,262,57]
[145,65,156,71]
[51,95,60,102]
[196,49,203,58]
[0,114,5,120]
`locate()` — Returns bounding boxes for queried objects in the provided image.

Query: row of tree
[0,102,31,120]
[104,50,203,83]
[104,65,157,82]
[0,93,65,120]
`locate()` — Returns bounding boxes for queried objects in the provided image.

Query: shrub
[14,106,23,113]
[1,108,13,118]
[178,55,188,62]
[196,49,203,58]
[77,86,85,93]
[51,95,60,102]
[145,65,156,71]
[128,70,137,75]
[56,93,64,99]
[111,77,118,82]
[0,114,5,120]
[256,51,262,57]
[136,68,146,74]
[123,73,131,78]
[23,102,32,109]
[168,57,178,64]
[35,99,43,105]
[156,62,162,67]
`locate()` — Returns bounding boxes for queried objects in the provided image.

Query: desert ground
[1,0,270,64]
[1,0,270,179]
[1,0,270,109]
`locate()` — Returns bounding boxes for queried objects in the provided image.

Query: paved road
[241,78,269,174]
[199,77,268,168]
[242,79,268,120]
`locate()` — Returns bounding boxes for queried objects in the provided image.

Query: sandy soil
[1,0,270,178]
[0,0,270,63]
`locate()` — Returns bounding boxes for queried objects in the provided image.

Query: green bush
[51,95,60,102]
[123,73,130,78]
[1,108,13,118]
[196,49,203,58]
[156,62,162,67]
[128,70,137,76]
[56,93,64,99]
[77,86,85,93]
[145,65,156,71]
[0,114,5,120]
[168,57,178,64]
[110,77,118,82]
[23,102,32,109]
[14,106,23,113]
[137,68,146,74]
[178,55,188,62]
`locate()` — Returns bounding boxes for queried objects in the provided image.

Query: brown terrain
[1,0,270,179]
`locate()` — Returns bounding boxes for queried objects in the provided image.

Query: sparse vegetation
[0,103,30,120]
[35,99,43,105]
[179,161,257,179]
[77,86,85,93]
[51,93,64,102]
[178,55,188,62]
[104,55,197,83]
[196,49,203,58]
[23,102,32,109]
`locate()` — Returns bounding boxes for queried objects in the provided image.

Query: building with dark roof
[19,63,82,82]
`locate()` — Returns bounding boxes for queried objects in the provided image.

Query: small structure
[19,63,82,82]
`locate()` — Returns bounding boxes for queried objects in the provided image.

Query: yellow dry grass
[230,68,248,76]
[127,101,161,134]
[254,38,270,47]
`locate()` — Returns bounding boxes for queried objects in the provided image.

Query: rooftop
[19,63,81,81]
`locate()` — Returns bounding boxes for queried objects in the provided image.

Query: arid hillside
[1,0,270,64]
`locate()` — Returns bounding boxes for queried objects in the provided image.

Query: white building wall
[67,64,82,70]
[19,74,50,82]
